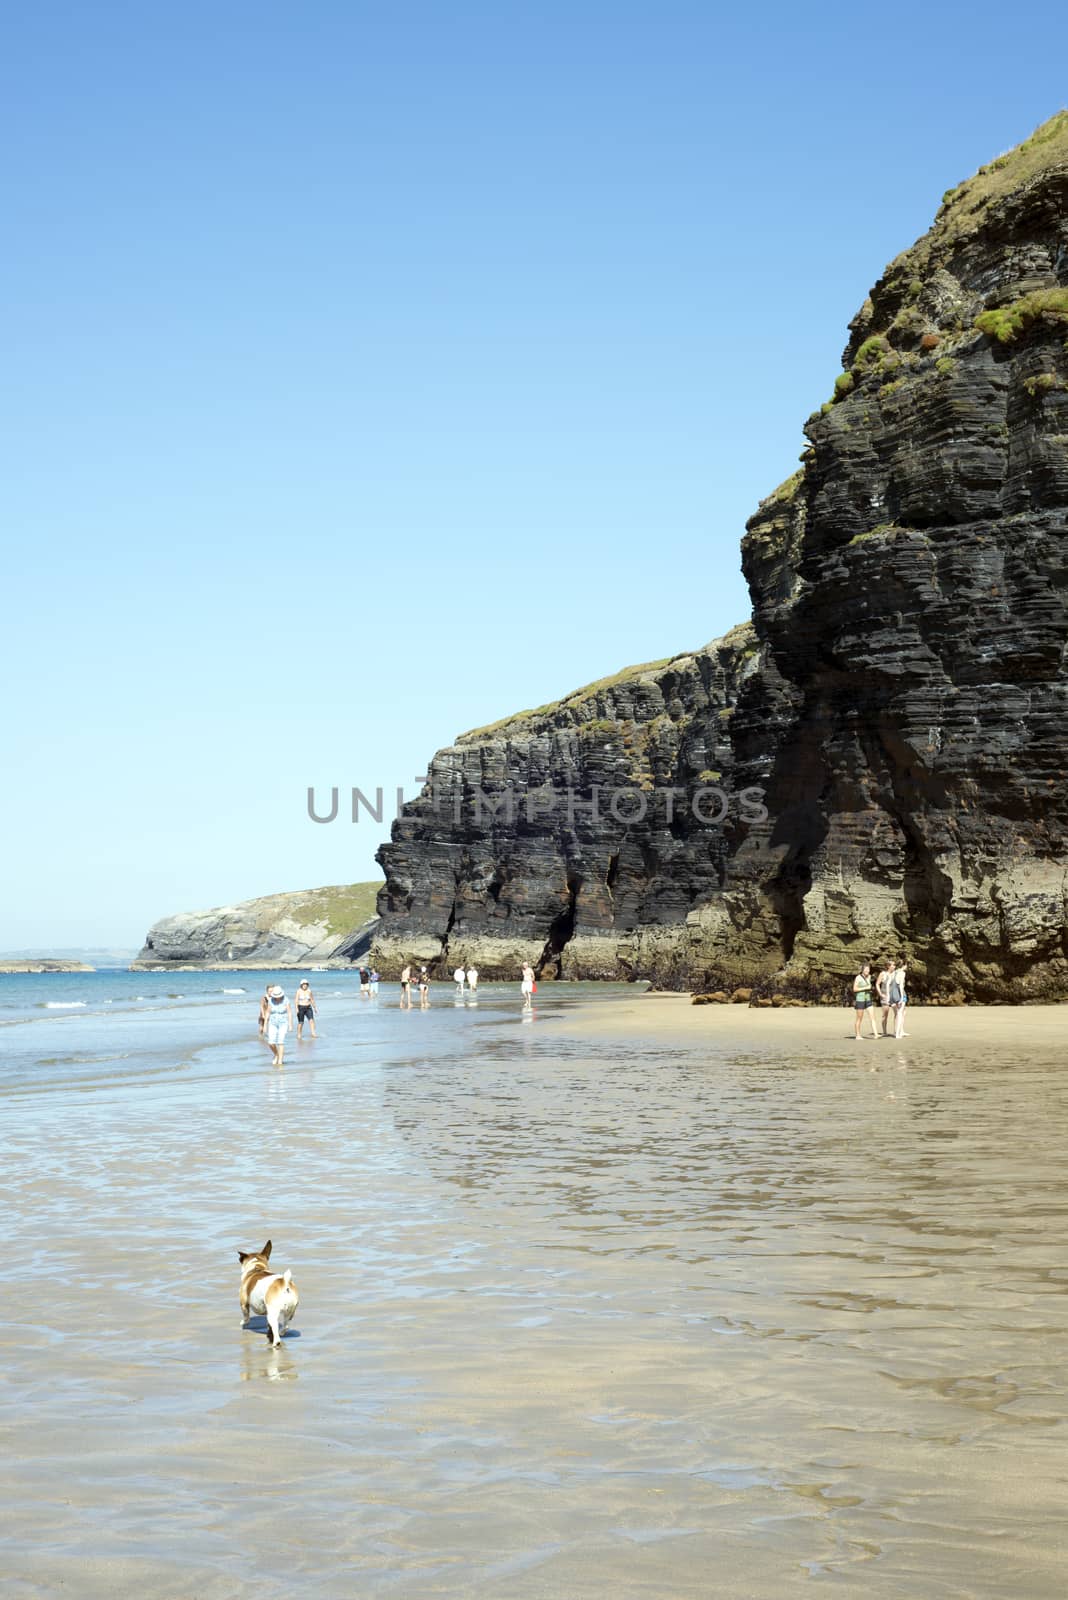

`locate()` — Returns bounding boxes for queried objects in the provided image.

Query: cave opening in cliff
[537,874,582,978]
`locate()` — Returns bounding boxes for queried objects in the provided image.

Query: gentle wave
[43,1001,87,1009]
[222,988,247,994]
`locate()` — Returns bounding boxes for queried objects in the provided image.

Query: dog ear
[263,1240,272,1259]
[237,1250,249,1262]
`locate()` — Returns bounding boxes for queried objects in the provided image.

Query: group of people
[399,964,433,1008]
[256,961,539,1061]
[257,978,318,1066]
[400,963,481,1007]
[852,958,908,1039]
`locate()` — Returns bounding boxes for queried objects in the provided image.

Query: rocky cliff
[375,115,1068,1001]
[133,883,381,969]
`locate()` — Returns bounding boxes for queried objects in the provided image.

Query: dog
[237,1239,299,1347]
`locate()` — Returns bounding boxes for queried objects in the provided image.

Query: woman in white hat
[264,986,293,1066]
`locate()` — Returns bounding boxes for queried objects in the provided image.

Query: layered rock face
[374,626,766,981]
[134,883,380,969]
[376,116,1068,1000]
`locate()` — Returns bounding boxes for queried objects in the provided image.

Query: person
[359,966,371,998]
[295,978,317,1040]
[264,985,293,1066]
[400,963,412,1008]
[369,967,379,997]
[453,964,466,997]
[890,957,909,1038]
[258,983,272,1036]
[466,964,478,995]
[418,966,431,1008]
[875,959,894,1036]
[852,963,879,1039]
[521,962,535,1009]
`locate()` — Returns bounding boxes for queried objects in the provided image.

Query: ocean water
[0,967,553,1093]
[1,976,1066,1596]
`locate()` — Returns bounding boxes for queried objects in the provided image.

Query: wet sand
[2,993,1066,1596]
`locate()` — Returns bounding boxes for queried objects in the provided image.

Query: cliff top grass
[286,882,382,936]
[935,111,1068,236]
[457,623,756,743]
[842,112,1068,367]
[760,469,804,507]
[877,112,1068,296]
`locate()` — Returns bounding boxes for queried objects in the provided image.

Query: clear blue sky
[3,0,1065,947]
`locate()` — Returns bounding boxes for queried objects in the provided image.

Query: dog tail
[282,1270,292,1287]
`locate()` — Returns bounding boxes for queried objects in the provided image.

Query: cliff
[133,883,381,969]
[374,626,765,980]
[375,114,1068,1002]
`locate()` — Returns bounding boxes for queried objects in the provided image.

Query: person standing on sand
[890,958,909,1038]
[875,960,894,1036]
[521,963,535,1009]
[453,964,466,997]
[418,967,431,1008]
[466,965,478,995]
[400,964,412,1008]
[852,963,879,1039]
[264,985,293,1066]
[295,979,317,1040]
[258,984,272,1036]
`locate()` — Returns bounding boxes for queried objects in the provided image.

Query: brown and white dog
[237,1239,299,1347]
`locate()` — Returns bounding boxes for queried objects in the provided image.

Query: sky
[3,0,1067,948]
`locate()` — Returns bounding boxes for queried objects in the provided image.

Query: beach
[2,979,1066,1597]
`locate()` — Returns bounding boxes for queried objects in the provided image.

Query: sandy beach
[2,980,1066,1597]
[586,992,1068,1049]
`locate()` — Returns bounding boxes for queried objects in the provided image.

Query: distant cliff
[133,883,381,969]
[375,115,1068,1002]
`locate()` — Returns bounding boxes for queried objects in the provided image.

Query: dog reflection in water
[237,1239,300,1347]
[241,1337,298,1383]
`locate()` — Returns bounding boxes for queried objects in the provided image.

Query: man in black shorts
[295,978,317,1039]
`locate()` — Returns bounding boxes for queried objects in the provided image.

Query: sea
[1,970,1066,1596]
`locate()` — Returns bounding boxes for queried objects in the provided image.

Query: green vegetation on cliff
[457,624,758,744]
[937,111,1068,234]
[288,882,382,936]
[840,112,1068,369]
[458,657,675,741]
[974,288,1068,345]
